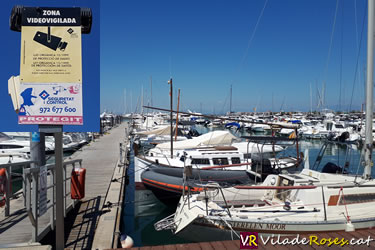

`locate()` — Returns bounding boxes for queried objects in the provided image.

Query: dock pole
[55,127,64,250]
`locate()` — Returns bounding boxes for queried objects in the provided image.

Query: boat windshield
[0,133,12,142]
[191,158,210,165]
[231,157,241,164]
[212,158,229,165]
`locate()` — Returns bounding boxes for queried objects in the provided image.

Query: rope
[349,1,366,112]
[239,0,269,72]
[219,217,240,240]
[338,187,351,222]
[322,0,340,91]
[338,0,344,111]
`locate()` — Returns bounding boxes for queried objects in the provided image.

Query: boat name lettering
[230,221,286,230]
[258,234,374,247]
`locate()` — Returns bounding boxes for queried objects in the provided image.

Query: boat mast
[130,91,132,114]
[175,89,181,141]
[310,83,313,114]
[229,84,232,114]
[124,88,126,114]
[141,85,144,115]
[168,78,173,158]
[150,76,153,107]
[364,0,374,179]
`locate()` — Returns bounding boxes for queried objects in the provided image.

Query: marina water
[122,125,373,247]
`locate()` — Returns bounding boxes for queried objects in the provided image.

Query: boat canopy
[224,122,241,128]
[135,125,171,136]
[156,130,239,150]
[291,120,301,124]
[135,125,184,136]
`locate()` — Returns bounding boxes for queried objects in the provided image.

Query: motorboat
[0,133,30,154]
[62,134,81,152]
[135,131,299,187]
[1,132,55,154]
[0,152,30,165]
[134,130,300,217]
[141,166,253,204]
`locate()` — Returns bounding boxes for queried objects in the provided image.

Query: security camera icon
[33,27,67,51]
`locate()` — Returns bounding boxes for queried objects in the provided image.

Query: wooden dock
[64,123,129,249]
[0,122,129,249]
[128,228,375,249]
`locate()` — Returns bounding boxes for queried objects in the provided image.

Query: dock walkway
[64,122,128,249]
[0,122,128,249]
[128,228,375,249]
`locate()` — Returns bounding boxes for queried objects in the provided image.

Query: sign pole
[30,130,47,242]
[54,127,64,249]
[30,132,45,168]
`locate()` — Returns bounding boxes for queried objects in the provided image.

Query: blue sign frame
[0,0,100,132]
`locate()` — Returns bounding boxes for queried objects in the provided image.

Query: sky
[0,0,370,132]
[101,0,368,114]
[0,0,100,132]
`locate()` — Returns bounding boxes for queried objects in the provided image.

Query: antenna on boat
[363,0,374,179]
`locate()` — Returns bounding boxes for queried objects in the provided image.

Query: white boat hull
[176,217,375,242]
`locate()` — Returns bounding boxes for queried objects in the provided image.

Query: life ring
[0,168,11,200]
[0,168,6,207]
[0,168,6,195]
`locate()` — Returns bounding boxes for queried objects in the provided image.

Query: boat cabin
[264,169,375,210]
[176,146,246,169]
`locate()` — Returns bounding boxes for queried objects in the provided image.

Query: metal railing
[23,159,82,242]
[0,160,35,216]
[113,138,129,248]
